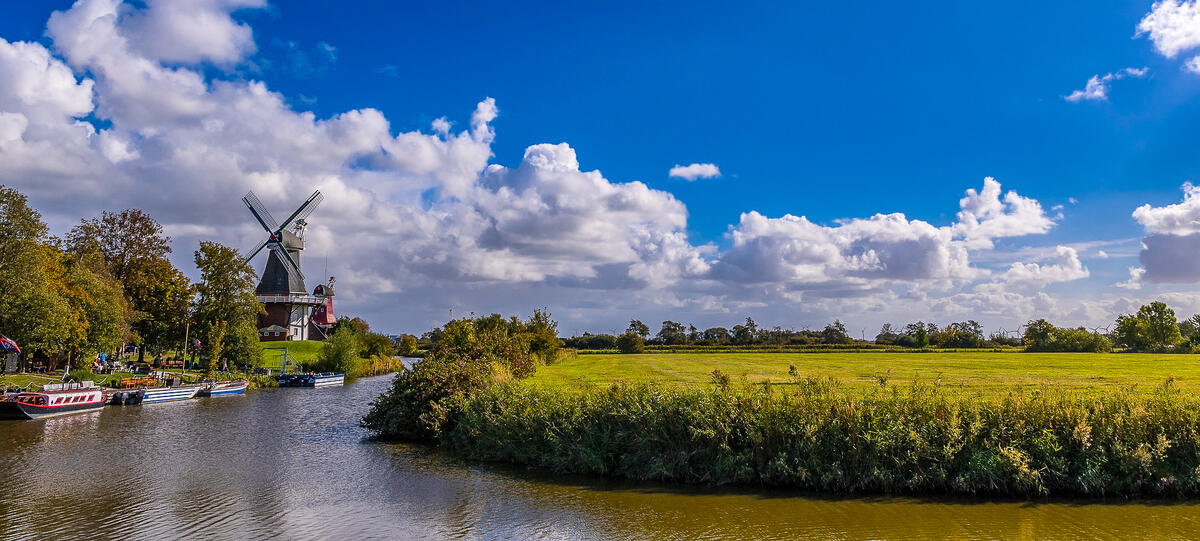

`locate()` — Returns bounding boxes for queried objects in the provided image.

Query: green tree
[67,209,192,358]
[193,242,263,368]
[655,320,687,345]
[1116,301,1182,351]
[626,319,650,339]
[62,249,132,367]
[0,187,74,366]
[616,331,645,354]
[821,320,852,344]
[205,319,227,376]
[396,334,419,356]
[318,328,361,373]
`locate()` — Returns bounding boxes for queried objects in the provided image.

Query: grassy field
[528,351,1200,395]
[260,340,325,368]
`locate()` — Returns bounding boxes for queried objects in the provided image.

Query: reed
[446,377,1200,496]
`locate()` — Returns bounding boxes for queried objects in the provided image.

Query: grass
[260,340,326,368]
[528,351,1200,395]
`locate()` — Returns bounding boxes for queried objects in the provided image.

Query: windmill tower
[242,190,327,341]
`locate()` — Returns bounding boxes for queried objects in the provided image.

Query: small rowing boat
[276,372,344,388]
[141,384,201,403]
[0,382,106,420]
[197,380,249,397]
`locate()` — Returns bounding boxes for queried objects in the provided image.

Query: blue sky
[4,0,1200,335]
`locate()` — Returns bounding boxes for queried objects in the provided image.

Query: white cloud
[1064,68,1149,102]
[1097,250,1109,259]
[1001,246,1089,289]
[951,177,1055,249]
[1131,182,1200,235]
[1127,183,1200,284]
[1138,0,1200,58]
[668,162,721,180]
[0,0,1097,333]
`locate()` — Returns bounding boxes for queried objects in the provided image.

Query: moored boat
[0,382,106,420]
[276,372,344,388]
[197,380,249,397]
[141,384,201,403]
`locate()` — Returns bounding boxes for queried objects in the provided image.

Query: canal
[3,374,1200,539]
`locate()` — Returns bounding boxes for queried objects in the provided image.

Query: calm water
[3,375,1200,540]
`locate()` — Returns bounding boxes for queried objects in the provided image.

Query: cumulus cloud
[1127,183,1200,283]
[1064,68,1149,102]
[0,0,1078,332]
[951,177,1055,249]
[668,162,721,180]
[1002,246,1089,289]
[1138,0,1200,58]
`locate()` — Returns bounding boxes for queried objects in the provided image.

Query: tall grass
[446,377,1200,496]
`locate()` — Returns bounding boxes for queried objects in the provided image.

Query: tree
[616,331,645,354]
[701,327,732,345]
[62,249,132,367]
[333,316,370,336]
[193,242,263,368]
[1179,314,1200,339]
[656,320,687,345]
[67,209,191,358]
[821,320,852,344]
[687,324,699,343]
[395,334,419,356]
[875,323,899,344]
[1116,301,1183,351]
[205,320,227,376]
[317,328,360,373]
[626,319,650,339]
[0,187,74,366]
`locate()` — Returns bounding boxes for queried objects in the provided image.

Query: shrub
[616,332,645,354]
[316,329,361,373]
[362,312,553,442]
[447,378,1200,497]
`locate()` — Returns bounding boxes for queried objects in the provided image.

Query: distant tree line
[564,300,1200,354]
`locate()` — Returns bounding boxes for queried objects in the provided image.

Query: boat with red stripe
[0,382,106,420]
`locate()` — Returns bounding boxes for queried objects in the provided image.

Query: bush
[395,334,419,356]
[447,378,1200,497]
[316,330,361,373]
[616,332,645,354]
[1023,319,1112,353]
[362,312,554,442]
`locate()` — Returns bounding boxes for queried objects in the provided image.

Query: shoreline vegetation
[364,309,1200,498]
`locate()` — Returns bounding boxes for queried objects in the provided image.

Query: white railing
[256,294,325,305]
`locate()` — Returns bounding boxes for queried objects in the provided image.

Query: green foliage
[1023,319,1112,353]
[656,321,688,345]
[204,320,227,376]
[1116,301,1183,351]
[626,319,650,339]
[361,311,559,442]
[563,333,617,350]
[395,334,419,356]
[616,332,645,354]
[193,241,263,368]
[449,378,1200,496]
[317,328,361,373]
[820,319,852,344]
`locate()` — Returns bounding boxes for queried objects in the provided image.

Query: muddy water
[2,375,1199,540]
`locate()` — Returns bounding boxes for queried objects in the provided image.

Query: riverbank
[448,378,1200,497]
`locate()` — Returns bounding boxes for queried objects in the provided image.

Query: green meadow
[528,351,1200,395]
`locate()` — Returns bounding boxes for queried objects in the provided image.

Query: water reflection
[2,375,1200,540]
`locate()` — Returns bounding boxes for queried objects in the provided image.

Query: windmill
[243,190,328,341]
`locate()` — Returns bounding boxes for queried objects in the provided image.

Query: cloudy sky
[4,1,1200,336]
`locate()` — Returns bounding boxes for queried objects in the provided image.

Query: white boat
[276,373,344,388]
[197,380,249,397]
[141,384,201,403]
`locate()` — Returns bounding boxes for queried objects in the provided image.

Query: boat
[276,372,344,388]
[141,384,201,404]
[0,382,106,420]
[197,380,249,397]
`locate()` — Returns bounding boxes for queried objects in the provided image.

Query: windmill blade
[242,238,269,261]
[277,190,323,231]
[293,191,323,224]
[242,191,280,232]
[271,243,305,282]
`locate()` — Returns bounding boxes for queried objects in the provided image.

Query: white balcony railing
[256,294,325,305]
